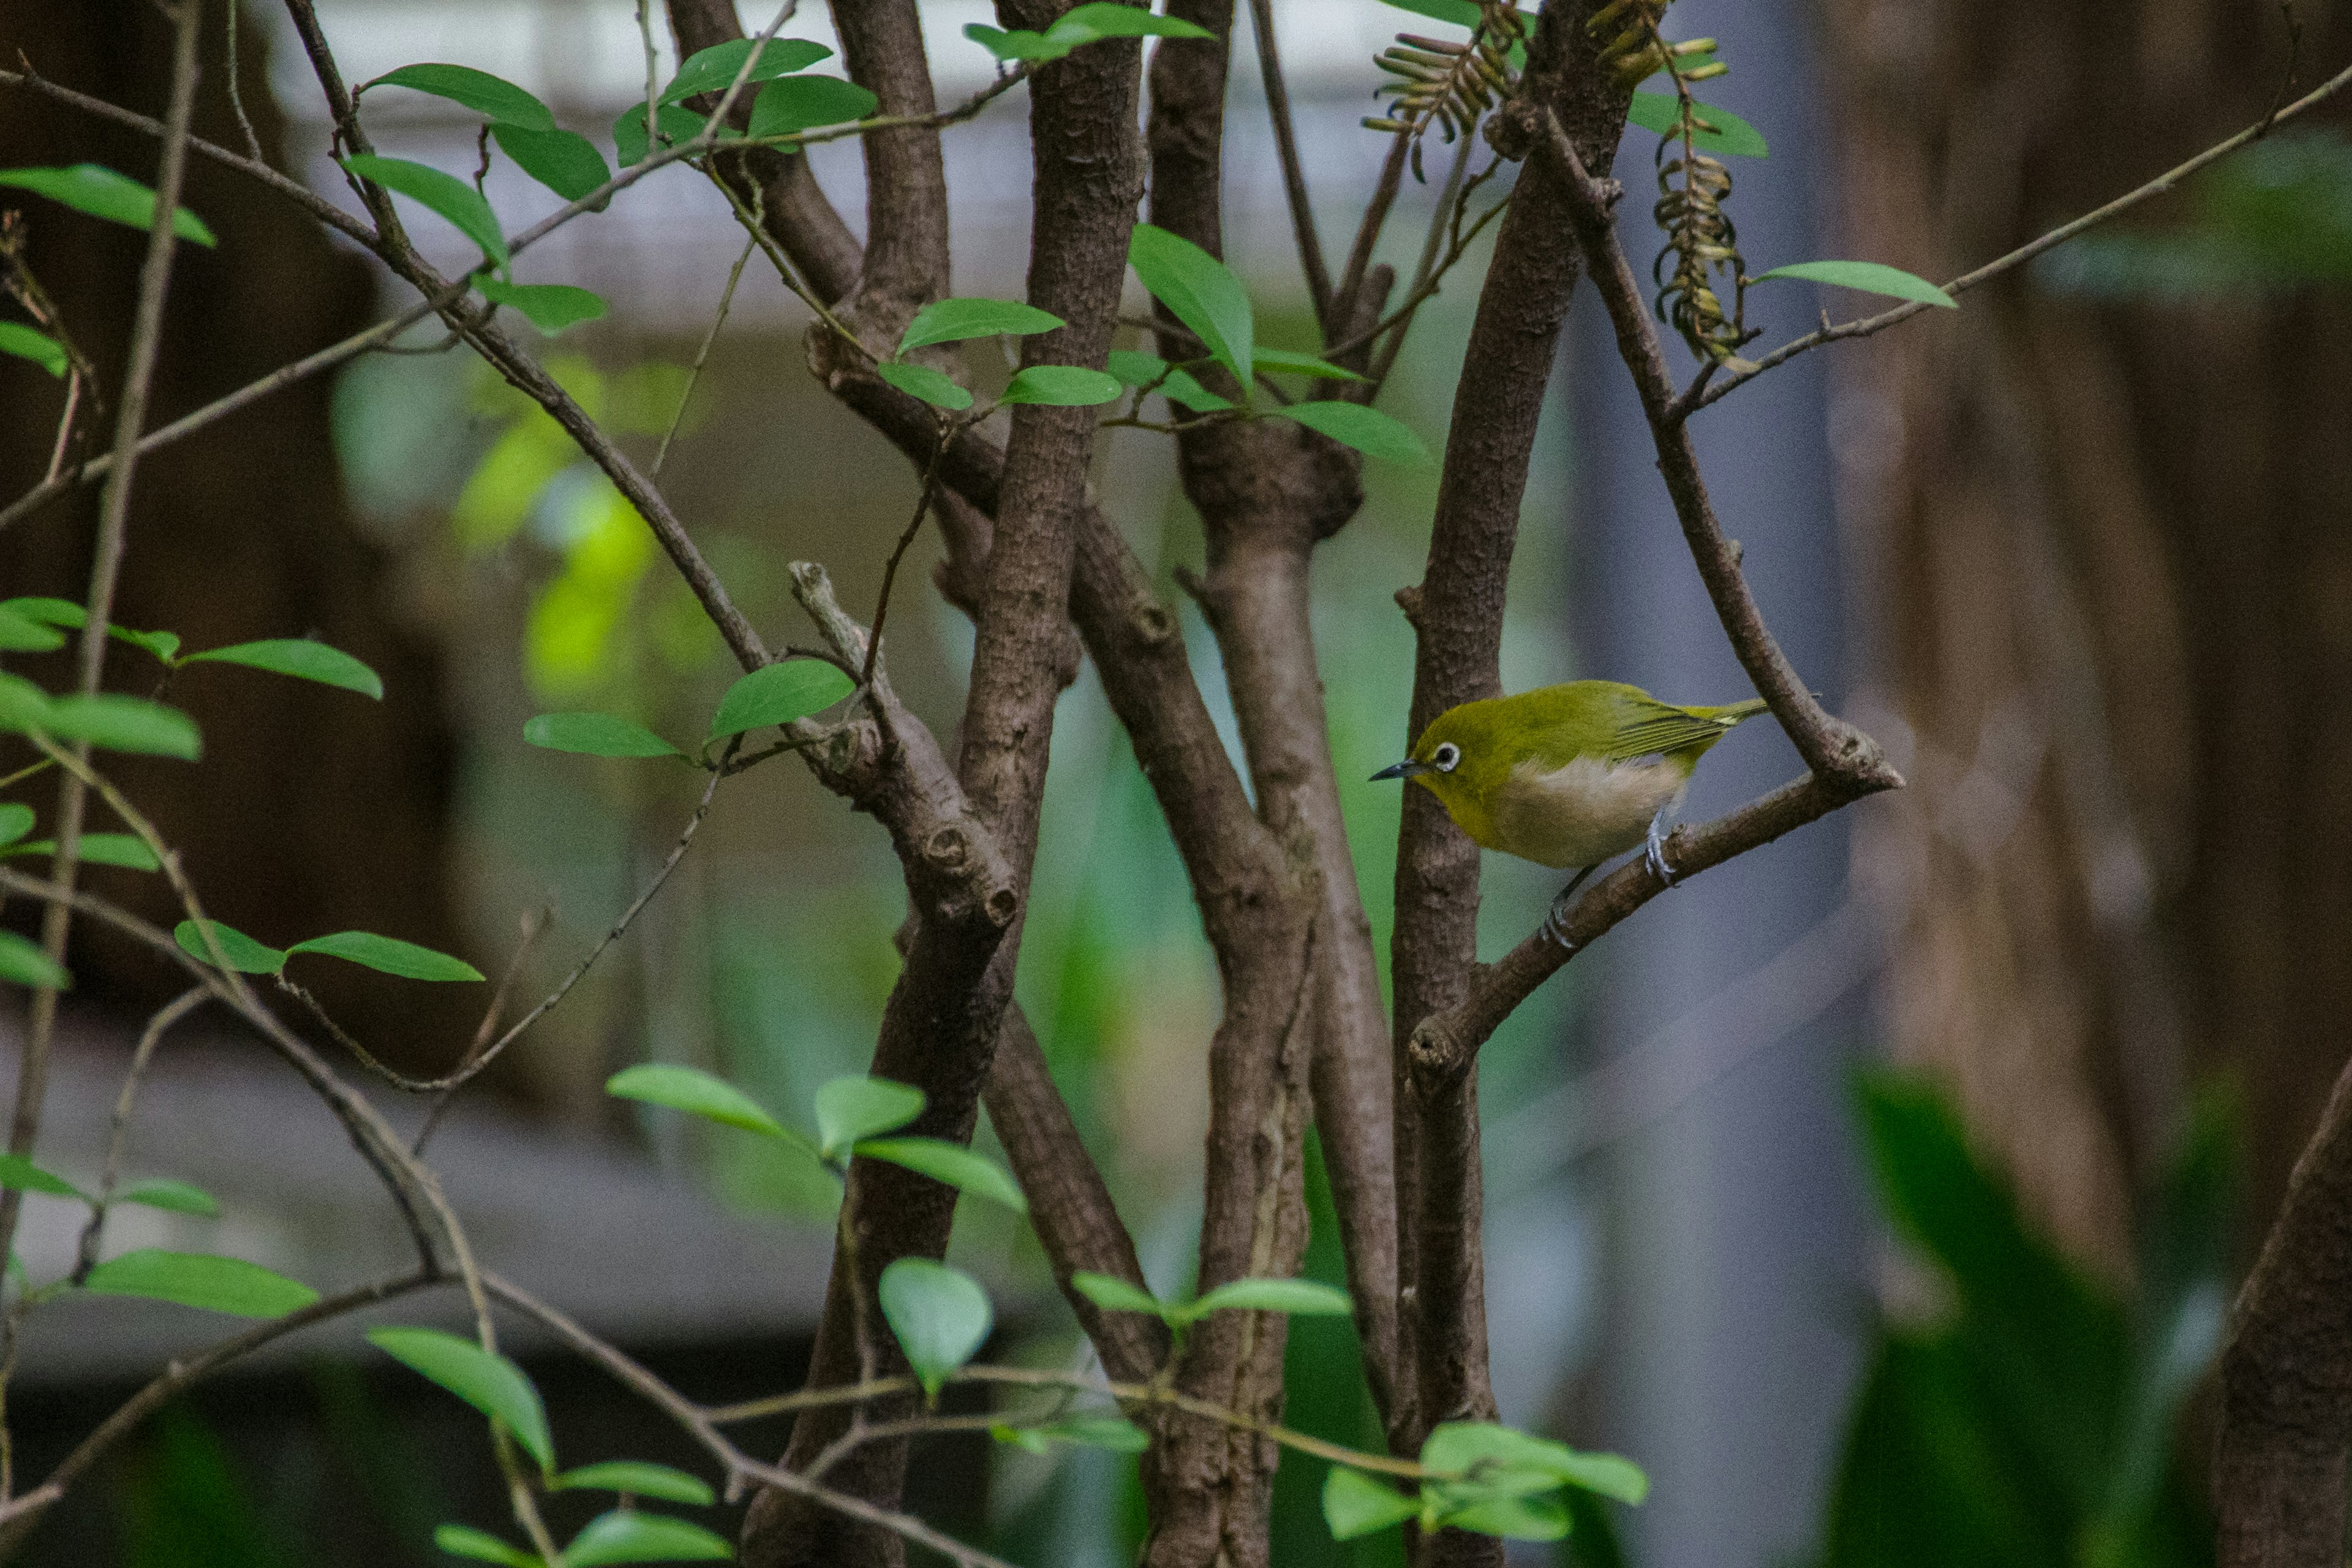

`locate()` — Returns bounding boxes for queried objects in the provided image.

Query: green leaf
[1105,349,1169,386]
[1422,1422,1649,1505]
[1000,364,1123,406]
[962,23,1075,62]
[1749,259,1955,307]
[614,104,710,167]
[1624,92,1768,158]
[491,124,613,203]
[116,625,179,660]
[0,322,67,379]
[0,600,173,660]
[899,298,1065,355]
[524,712,682,758]
[854,1137,1028,1213]
[82,1248,318,1317]
[606,1063,793,1141]
[709,659,855,739]
[369,1326,556,1472]
[661,37,833,105]
[431,1523,541,1567]
[286,931,484,982]
[1107,350,1237,412]
[8,834,163,871]
[747,76,879,139]
[0,1152,85,1200]
[478,277,609,336]
[1269,400,1431,467]
[0,932,69,990]
[368,64,554,130]
[0,604,64,651]
[173,918,288,976]
[1046,2,1216,45]
[878,1257,991,1398]
[184,638,385,698]
[341,155,507,268]
[0,804,31,845]
[1128,224,1253,388]
[1178,1276,1355,1324]
[565,1510,733,1565]
[0,597,85,628]
[115,1178,219,1216]
[553,1461,717,1506]
[1251,347,1365,381]
[1036,1415,1149,1452]
[1324,1467,1420,1540]
[873,359,973,410]
[0,165,216,246]
[28,694,202,758]
[1162,369,1234,412]
[813,1076,924,1159]
[0,675,49,734]
[1439,1490,1572,1541]
[1069,1270,1166,1318]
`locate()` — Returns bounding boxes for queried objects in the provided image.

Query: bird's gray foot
[1644,813,1679,888]
[1543,864,1596,949]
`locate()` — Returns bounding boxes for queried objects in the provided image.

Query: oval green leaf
[1749,259,1956,308]
[83,1248,318,1317]
[10,834,164,871]
[614,103,710,167]
[1624,92,1768,157]
[0,605,63,652]
[0,932,69,990]
[174,918,286,976]
[0,1152,85,1200]
[899,298,1065,355]
[553,1460,717,1506]
[1105,349,1169,386]
[369,1326,555,1471]
[368,64,554,130]
[1001,365,1123,407]
[490,124,612,203]
[0,803,32,845]
[565,1509,733,1566]
[1068,1270,1165,1318]
[813,1076,924,1159]
[431,1524,541,1567]
[524,712,682,758]
[341,155,508,268]
[184,637,384,698]
[661,37,834,105]
[1252,347,1366,381]
[478,277,609,336]
[38,695,202,759]
[1128,224,1253,389]
[1179,1276,1354,1324]
[1324,1466,1420,1540]
[854,1137,1028,1214]
[1269,400,1431,467]
[1162,368,1235,413]
[748,75,880,138]
[606,1063,793,1142]
[709,659,854,739]
[1,597,85,628]
[1439,1490,1572,1541]
[0,165,216,246]
[963,23,1069,63]
[873,359,973,411]
[1047,3,1217,43]
[286,931,484,982]
[1421,1421,1649,1504]
[115,1178,219,1216]
[0,322,67,379]
[878,1257,992,1398]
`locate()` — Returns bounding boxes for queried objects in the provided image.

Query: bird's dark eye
[1432,742,1460,772]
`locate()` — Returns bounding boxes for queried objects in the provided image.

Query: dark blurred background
[1,0,2346,1563]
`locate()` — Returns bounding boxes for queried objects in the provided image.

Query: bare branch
[1244,0,1333,327]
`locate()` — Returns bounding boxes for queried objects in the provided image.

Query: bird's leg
[1542,864,1597,950]
[1643,808,1679,888]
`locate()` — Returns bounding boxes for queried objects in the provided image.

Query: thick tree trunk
[1819,0,2352,1282]
[0,0,469,1059]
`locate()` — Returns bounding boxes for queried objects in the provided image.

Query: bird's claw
[1644,821,1679,888]
[1542,895,1577,952]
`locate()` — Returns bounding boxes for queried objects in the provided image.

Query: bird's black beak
[1371,759,1428,781]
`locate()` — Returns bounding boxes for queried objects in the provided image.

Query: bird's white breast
[1489,755,1687,869]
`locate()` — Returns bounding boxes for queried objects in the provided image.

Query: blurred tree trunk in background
[0,1,469,1061]
[1820,0,2352,1275]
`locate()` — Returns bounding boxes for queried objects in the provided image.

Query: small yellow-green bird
[1373,679,1767,946]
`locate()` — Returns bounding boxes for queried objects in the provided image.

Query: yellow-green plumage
[1384,680,1766,870]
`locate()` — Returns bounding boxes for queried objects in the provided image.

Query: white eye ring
[1431,742,1460,772]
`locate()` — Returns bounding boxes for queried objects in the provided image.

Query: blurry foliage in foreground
[1819,1072,2234,1568]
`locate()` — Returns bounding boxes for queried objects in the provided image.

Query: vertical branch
[1244,0,1333,328]
[829,0,951,336]
[0,0,202,1281]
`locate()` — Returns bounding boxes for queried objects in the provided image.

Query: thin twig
[70,987,209,1283]
[224,0,266,162]
[0,0,203,1301]
[412,907,551,1154]
[1688,56,2352,415]
[652,233,756,477]
[1333,131,1412,331]
[862,425,955,689]
[1245,0,1331,328]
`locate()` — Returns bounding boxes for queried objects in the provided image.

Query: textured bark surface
[0,0,467,1059]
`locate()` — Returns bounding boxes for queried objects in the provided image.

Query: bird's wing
[1598,694,1744,761]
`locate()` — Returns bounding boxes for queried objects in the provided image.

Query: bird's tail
[1698,697,1770,723]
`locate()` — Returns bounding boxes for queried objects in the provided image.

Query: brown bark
[0,0,467,1060]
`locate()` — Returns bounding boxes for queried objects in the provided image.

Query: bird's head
[1370,701,1509,820]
